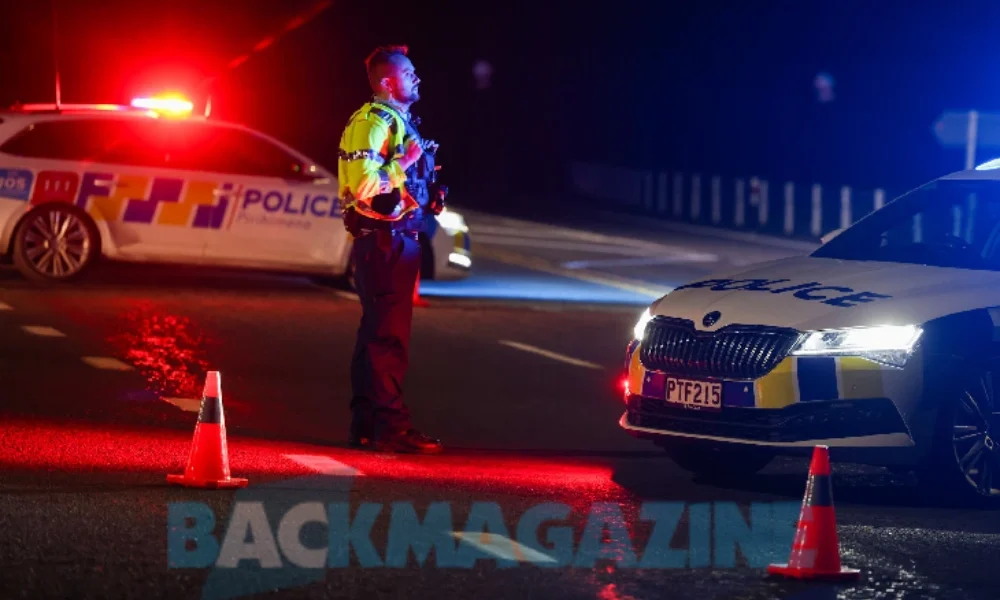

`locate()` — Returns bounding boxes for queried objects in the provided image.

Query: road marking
[450,532,557,564]
[590,208,821,252]
[0,301,11,311]
[474,226,718,256]
[477,247,673,298]
[81,356,134,371]
[499,340,604,370]
[476,235,661,256]
[162,397,202,412]
[284,454,363,476]
[21,325,65,337]
[563,254,718,269]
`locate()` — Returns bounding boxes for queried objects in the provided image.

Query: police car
[0,99,472,285]
[622,163,1000,503]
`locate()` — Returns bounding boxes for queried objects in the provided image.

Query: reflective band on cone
[767,445,860,581]
[166,371,248,489]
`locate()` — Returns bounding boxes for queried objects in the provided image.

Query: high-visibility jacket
[337,101,419,221]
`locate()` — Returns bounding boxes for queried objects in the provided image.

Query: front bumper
[619,333,925,461]
[621,395,912,447]
[430,217,472,281]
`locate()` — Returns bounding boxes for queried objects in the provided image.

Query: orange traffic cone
[413,268,430,307]
[767,445,859,581]
[166,371,248,489]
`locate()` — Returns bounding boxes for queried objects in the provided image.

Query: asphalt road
[0,208,997,600]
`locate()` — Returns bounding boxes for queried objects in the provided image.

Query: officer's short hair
[366,45,409,89]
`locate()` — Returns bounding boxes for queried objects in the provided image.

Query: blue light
[417,264,665,305]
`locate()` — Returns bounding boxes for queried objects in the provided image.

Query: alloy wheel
[21,208,92,279]
[951,367,1000,497]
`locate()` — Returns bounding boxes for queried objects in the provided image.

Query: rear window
[147,122,307,179]
[0,118,147,163]
[0,117,307,179]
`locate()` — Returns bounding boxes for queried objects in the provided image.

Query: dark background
[1,0,999,212]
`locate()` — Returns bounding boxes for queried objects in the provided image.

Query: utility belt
[344,207,423,239]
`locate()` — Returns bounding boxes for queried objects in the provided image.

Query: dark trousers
[349,228,421,437]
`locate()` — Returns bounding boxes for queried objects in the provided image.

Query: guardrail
[569,162,898,242]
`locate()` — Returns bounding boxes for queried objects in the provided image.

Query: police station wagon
[0,100,472,285]
[622,164,1000,503]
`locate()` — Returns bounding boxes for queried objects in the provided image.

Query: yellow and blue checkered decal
[0,170,341,228]
[627,343,885,409]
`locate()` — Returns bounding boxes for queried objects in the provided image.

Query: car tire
[664,444,775,479]
[917,355,1000,506]
[11,203,99,284]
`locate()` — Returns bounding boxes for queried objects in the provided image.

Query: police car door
[166,122,344,270]
[0,116,212,262]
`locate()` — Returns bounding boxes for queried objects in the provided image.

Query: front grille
[640,317,802,380]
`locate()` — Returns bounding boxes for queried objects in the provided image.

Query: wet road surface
[0,209,996,600]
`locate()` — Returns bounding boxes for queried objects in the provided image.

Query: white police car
[622,163,1000,503]
[0,99,472,285]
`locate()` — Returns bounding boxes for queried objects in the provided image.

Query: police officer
[338,45,444,454]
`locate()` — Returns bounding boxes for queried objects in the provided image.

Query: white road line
[0,302,12,311]
[475,230,717,258]
[21,325,65,337]
[590,208,821,252]
[476,235,658,256]
[463,210,722,254]
[470,221,679,250]
[498,340,604,370]
[81,356,134,371]
[476,247,673,298]
[284,454,363,476]
[162,397,203,413]
[563,254,718,269]
[450,532,557,564]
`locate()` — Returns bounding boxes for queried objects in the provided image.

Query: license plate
[665,377,722,411]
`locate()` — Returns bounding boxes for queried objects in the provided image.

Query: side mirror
[821,228,845,244]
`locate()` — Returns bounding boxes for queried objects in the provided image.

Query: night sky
[2,0,999,209]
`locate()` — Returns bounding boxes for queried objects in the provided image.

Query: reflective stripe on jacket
[337,101,418,221]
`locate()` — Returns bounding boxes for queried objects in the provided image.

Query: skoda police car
[622,163,1000,502]
[0,99,472,285]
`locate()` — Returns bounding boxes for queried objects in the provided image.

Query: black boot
[348,403,374,449]
[372,428,444,454]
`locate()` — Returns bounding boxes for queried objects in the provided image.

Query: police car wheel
[919,356,1000,505]
[11,203,99,284]
[663,444,774,479]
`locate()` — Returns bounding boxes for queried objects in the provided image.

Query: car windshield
[811,178,1000,271]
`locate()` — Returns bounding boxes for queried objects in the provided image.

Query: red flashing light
[131,95,193,116]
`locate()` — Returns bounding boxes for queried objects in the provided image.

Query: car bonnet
[652,255,1000,332]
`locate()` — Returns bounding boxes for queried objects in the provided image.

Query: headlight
[790,324,923,368]
[633,308,653,340]
[435,208,468,233]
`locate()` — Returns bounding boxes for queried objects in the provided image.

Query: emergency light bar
[131,96,193,115]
